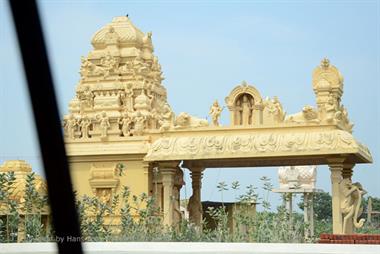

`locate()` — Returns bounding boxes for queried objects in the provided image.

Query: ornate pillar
[252,104,263,125]
[328,158,345,234]
[342,163,354,234]
[186,165,205,227]
[309,192,315,238]
[159,161,180,226]
[285,193,293,229]
[173,167,184,226]
[303,193,310,239]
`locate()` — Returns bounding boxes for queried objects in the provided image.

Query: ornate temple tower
[64,16,174,141]
[63,17,179,218]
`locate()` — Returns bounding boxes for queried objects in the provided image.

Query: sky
[1,0,379,209]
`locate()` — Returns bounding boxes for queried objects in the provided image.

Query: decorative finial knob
[321,58,330,69]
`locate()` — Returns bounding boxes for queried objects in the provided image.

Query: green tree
[363,196,380,212]
[298,191,332,221]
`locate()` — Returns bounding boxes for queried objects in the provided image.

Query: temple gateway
[63,16,372,235]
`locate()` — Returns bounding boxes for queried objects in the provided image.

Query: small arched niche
[225,82,264,126]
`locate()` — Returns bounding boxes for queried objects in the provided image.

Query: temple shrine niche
[225,82,285,126]
[63,16,372,235]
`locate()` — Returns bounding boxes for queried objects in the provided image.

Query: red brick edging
[319,234,380,244]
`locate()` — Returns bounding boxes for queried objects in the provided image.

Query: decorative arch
[225,82,264,126]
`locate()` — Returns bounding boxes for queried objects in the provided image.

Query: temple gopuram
[63,16,372,234]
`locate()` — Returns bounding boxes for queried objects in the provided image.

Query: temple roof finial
[321,57,330,69]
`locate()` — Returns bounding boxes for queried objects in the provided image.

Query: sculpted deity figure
[264,96,285,123]
[150,56,163,82]
[340,178,366,233]
[80,56,92,79]
[240,95,252,126]
[118,90,125,106]
[80,115,92,139]
[98,111,111,138]
[66,114,78,139]
[150,108,160,129]
[339,104,354,132]
[209,100,223,126]
[159,103,174,131]
[132,55,148,77]
[118,112,132,137]
[79,86,94,110]
[272,96,284,121]
[101,52,119,78]
[325,93,341,123]
[122,83,134,110]
[132,111,146,136]
[99,189,112,205]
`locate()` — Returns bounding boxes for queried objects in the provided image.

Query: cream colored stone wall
[69,155,150,201]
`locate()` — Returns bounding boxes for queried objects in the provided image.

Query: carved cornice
[144,129,372,163]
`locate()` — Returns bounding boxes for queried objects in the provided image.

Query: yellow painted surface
[61,16,372,233]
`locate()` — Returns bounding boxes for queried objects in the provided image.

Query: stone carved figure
[285,106,320,124]
[132,111,146,136]
[187,194,202,226]
[80,57,92,79]
[150,56,164,82]
[240,94,253,125]
[159,103,174,131]
[340,179,366,233]
[98,188,112,205]
[325,94,340,123]
[80,115,92,139]
[123,83,133,111]
[339,105,354,132]
[118,112,132,137]
[263,96,285,123]
[175,112,208,129]
[66,114,78,139]
[209,100,223,126]
[79,86,95,111]
[132,55,148,78]
[134,89,151,112]
[101,52,119,78]
[150,108,160,129]
[98,111,111,138]
[82,58,105,77]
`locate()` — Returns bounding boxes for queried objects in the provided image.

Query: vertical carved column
[303,193,310,239]
[342,163,354,233]
[309,192,315,238]
[187,165,204,227]
[142,162,151,195]
[286,193,293,229]
[173,167,184,226]
[328,158,345,234]
[159,161,179,226]
[252,104,263,125]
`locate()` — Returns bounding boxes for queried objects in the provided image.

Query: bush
[2,172,379,243]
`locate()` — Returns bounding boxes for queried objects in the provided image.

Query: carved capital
[342,163,354,179]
